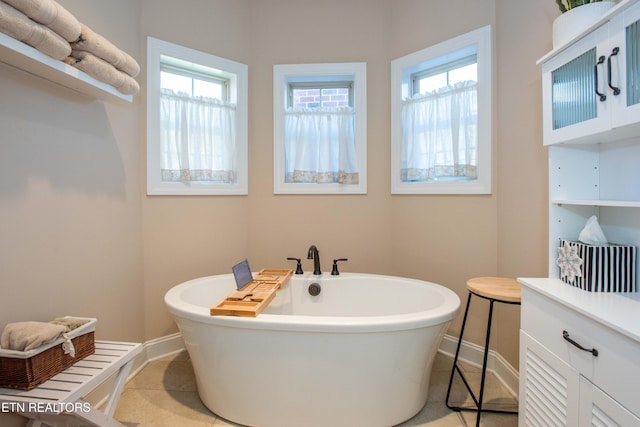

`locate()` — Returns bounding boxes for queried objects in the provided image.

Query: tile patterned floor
[114,351,518,427]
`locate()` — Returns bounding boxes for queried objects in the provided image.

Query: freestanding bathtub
[165,272,460,427]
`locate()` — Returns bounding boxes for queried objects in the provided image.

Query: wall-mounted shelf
[0,31,132,103]
[552,199,640,208]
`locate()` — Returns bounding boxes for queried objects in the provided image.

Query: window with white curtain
[147,37,248,195]
[391,26,492,194]
[273,63,367,194]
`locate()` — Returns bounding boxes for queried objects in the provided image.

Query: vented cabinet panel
[579,376,640,426]
[519,331,579,427]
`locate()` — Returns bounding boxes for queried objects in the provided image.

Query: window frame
[390,25,493,195]
[273,62,367,195]
[146,37,248,196]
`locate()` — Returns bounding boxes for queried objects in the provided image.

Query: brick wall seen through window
[292,88,350,108]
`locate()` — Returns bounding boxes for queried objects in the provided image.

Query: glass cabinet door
[551,47,598,130]
[542,24,610,145]
[611,1,640,128]
[627,17,640,107]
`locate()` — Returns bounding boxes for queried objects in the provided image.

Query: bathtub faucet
[307,245,321,275]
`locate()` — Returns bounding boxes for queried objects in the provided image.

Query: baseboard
[144,332,186,362]
[439,333,519,399]
[123,332,186,381]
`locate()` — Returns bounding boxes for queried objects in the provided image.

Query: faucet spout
[307,245,321,275]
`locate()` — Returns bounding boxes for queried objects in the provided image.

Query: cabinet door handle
[607,47,621,96]
[563,330,598,357]
[594,56,607,102]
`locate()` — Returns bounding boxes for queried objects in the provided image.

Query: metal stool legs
[445,291,518,427]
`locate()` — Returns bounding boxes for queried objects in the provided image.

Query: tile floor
[114,350,518,427]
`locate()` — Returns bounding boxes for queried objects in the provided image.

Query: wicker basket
[0,317,96,390]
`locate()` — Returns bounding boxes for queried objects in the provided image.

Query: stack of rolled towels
[0,0,139,95]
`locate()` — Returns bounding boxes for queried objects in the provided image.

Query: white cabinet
[541,0,640,145]
[518,280,640,427]
[540,0,640,278]
[523,2,640,423]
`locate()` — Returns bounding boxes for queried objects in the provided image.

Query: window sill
[274,182,367,195]
[391,180,491,195]
[147,181,248,196]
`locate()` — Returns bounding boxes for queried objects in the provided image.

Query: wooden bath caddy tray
[210,269,293,317]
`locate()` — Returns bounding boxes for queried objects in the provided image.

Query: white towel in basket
[0,321,67,352]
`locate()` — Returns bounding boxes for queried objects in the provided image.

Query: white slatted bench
[0,340,142,427]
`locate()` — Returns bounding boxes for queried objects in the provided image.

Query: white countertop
[518,277,640,343]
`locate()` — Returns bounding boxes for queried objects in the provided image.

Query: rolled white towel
[71,23,140,77]
[0,1,71,60]
[2,0,81,42]
[65,50,140,95]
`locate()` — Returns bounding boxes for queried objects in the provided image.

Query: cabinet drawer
[522,287,640,416]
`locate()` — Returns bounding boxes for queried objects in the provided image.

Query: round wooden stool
[445,277,521,427]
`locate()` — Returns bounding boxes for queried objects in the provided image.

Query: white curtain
[401,81,478,182]
[160,89,236,182]
[284,107,359,184]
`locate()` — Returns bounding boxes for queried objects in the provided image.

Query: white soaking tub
[165,272,460,427]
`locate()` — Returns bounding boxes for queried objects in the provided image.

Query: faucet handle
[287,257,304,274]
[331,258,348,275]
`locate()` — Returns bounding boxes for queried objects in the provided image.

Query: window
[391,26,492,194]
[412,58,477,95]
[161,61,228,101]
[147,37,248,195]
[273,63,367,194]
